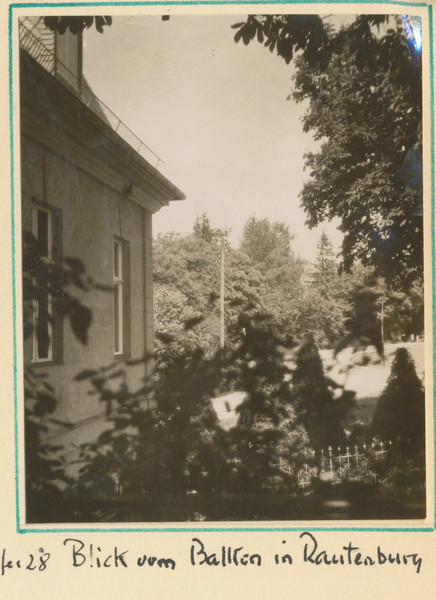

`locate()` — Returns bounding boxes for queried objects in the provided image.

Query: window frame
[30,200,63,364]
[113,237,131,357]
[113,238,124,356]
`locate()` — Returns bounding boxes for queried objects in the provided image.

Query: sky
[83,14,348,263]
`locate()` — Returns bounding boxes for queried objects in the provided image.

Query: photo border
[9,0,435,534]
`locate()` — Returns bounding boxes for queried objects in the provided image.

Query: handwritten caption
[1,532,423,576]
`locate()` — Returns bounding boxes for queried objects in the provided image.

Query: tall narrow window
[33,284,52,361]
[113,237,130,357]
[32,205,53,362]
[36,207,51,259]
[114,239,123,355]
[32,198,63,363]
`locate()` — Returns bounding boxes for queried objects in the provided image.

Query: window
[113,238,130,356]
[33,282,53,361]
[113,239,123,355]
[35,206,52,260]
[31,201,62,363]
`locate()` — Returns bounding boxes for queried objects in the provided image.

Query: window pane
[114,241,121,279]
[37,209,49,257]
[37,293,50,359]
[114,283,122,354]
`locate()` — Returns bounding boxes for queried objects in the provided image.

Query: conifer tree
[313,231,337,295]
[292,336,353,451]
[222,312,299,494]
[371,348,425,464]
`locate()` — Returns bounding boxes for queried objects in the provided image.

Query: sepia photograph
[18,11,427,524]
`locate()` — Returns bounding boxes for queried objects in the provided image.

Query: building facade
[20,20,185,460]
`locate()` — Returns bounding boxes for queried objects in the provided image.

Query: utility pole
[220,240,225,348]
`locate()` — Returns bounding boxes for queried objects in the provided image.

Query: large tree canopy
[233,15,423,287]
[153,217,265,362]
[240,215,304,293]
[239,215,306,334]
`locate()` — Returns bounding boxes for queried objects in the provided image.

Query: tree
[377,279,424,342]
[154,285,216,372]
[240,215,304,292]
[403,278,425,339]
[341,265,386,352]
[232,15,423,286]
[342,265,424,350]
[193,212,229,245]
[371,348,425,464]
[294,39,422,286]
[232,15,332,69]
[292,336,354,451]
[239,215,305,334]
[232,15,421,73]
[294,231,351,344]
[43,16,113,35]
[293,292,348,346]
[153,219,265,361]
[220,312,300,494]
[154,231,219,314]
[312,231,337,293]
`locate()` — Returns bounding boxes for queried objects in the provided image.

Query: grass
[350,395,379,426]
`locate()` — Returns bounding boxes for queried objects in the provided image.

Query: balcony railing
[19,20,164,169]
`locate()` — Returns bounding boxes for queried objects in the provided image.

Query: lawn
[350,395,379,426]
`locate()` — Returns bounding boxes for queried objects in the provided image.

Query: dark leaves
[95,16,113,34]
[43,16,112,35]
[184,316,205,330]
[233,28,244,44]
[23,231,107,346]
[75,368,98,381]
[63,257,85,275]
[69,301,92,345]
[233,14,330,70]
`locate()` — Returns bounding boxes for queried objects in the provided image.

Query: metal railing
[19,20,164,169]
[296,441,391,487]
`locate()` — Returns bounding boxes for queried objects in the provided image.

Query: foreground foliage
[25,305,426,522]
